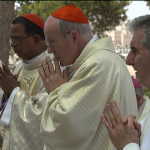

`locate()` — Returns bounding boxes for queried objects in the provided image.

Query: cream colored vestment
[138,95,150,122]
[41,37,138,150]
[0,51,51,150]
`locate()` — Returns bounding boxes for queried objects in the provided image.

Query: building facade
[107,20,133,54]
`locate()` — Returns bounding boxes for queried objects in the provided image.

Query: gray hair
[59,19,93,36]
[135,87,144,96]
[129,15,150,51]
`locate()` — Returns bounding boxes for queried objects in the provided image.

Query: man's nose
[47,46,55,54]
[10,40,17,47]
[126,50,135,66]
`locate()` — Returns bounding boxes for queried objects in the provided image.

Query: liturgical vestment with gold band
[41,37,138,150]
[0,51,51,150]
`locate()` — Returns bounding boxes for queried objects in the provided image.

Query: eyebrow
[10,35,22,39]
[130,45,138,51]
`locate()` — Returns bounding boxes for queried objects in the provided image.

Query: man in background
[0,14,51,150]
[101,15,150,150]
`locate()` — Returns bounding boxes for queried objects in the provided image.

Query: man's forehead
[45,16,59,29]
[130,30,145,46]
[10,24,26,37]
[10,24,25,32]
[44,18,61,39]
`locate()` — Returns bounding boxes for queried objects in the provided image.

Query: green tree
[143,86,150,98]
[16,1,130,38]
[16,1,64,21]
[144,0,150,9]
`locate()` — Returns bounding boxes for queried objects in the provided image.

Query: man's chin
[60,61,65,67]
[60,61,72,67]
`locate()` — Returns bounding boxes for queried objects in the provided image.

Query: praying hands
[0,63,18,101]
[38,56,69,94]
[101,100,141,150]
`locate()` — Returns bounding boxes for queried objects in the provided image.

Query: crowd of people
[0,4,149,150]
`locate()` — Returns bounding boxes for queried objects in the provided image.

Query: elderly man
[132,77,150,121]
[0,14,51,150]
[101,15,150,150]
[38,5,138,150]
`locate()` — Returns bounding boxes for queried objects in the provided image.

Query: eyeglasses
[45,31,71,49]
[9,35,34,45]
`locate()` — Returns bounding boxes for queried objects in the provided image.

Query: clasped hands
[101,100,141,150]
[0,63,19,101]
[38,56,69,94]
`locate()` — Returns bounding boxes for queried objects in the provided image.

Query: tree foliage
[144,0,150,9]
[143,86,150,98]
[16,1,130,38]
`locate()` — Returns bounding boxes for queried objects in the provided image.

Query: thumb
[122,117,128,124]
[133,120,142,137]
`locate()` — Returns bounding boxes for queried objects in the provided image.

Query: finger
[0,73,4,81]
[106,104,117,127]
[63,69,69,82]
[122,117,128,124]
[54,57,61,75]
[41,59,51,78]
[46,56,55,74]
[110,100,122,124]
[101,114,114,132]
[2,63,11,76]
[38,66,46,81]
[133,120,142,137]
[127,115,136,128]
[14,74,18,80]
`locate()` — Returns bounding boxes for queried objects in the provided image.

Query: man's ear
[136,94,143,108]
[71,30,79,44]
[136,94,142,101]
[33,35,41,46]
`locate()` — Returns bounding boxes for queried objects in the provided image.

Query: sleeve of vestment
[0,89,4,111]
[123,143,140,150]
[0,89,6,139]
[0,95,7,111]
[41,49,138,150]
[5,80,48,147]
[10,82,48,124]
[9,62,48,126]
[1,87,20,126]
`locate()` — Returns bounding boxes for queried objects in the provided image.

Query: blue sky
[126,1,150,20]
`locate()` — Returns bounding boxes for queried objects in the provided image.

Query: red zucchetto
[21,14,44,29]
[51,5,89,23]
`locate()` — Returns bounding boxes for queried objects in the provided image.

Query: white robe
[138,96,150,122]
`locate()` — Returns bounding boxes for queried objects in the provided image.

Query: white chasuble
[41,37,138,150]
